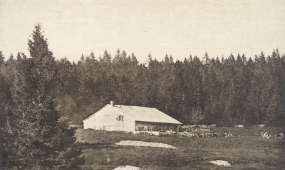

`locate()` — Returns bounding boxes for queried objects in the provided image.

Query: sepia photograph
[0,0,284,169]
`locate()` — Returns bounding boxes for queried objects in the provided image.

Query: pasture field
[76,127,284,170]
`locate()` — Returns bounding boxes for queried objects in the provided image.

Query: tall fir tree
[11,24,84,170]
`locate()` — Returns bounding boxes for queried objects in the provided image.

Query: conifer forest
[1,22,285,170]
[1,25,285,128]
[1,0,285,168]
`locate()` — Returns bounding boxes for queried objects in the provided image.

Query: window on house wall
[139,126,144,131]
[117,115,124,121]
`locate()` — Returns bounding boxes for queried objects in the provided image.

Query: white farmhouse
[83,101,182,132]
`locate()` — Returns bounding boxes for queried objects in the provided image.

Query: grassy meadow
[76,127,285,170]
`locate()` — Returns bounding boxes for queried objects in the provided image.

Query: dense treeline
[1,37,285,128]
[64,50,285,127]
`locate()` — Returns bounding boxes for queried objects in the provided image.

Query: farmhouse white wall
[83,104,182,132]
[83,105,135,131]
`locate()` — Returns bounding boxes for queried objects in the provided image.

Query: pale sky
[0,0,285,63]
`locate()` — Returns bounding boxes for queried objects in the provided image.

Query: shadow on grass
[76,142,124,149]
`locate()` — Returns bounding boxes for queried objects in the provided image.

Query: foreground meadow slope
[76,127,284,170]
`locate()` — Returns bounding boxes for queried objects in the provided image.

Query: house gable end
[82,104,109,122]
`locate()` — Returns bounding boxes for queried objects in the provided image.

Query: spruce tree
[0,74,16,169]
[12,24,84,170]
[0,51,4,66]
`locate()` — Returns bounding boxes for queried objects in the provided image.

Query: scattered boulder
[209,160,231,167]
[114,165,140,170]
[261,132,271,139]
[258,124,265,127]
[134,131,159,136]
[222,133,233,138]
[275,132,283,139]
[213,133,219,138]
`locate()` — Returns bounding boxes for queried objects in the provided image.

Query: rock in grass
[209,160,231,167]
[113,165,140,170]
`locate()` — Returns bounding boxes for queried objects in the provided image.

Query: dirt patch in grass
[113,165,140,170]
[116,140,177,149]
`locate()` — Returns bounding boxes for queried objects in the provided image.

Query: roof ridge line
[116,105,155,108]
